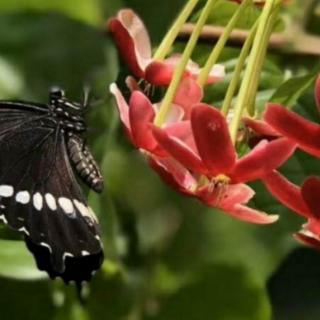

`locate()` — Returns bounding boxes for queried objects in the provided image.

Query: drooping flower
[263,75,320,157]
[149,103,296,224]
[263,171,320,250]
[109,78,203,154]
[108,9,225,86]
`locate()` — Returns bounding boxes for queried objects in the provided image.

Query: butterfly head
[49,88,87,133]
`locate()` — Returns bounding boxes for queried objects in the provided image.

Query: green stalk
[229,0,278,144]
[153,0,200,60]
[246,5,280,111]
[197,0,253,87]
[221,18,259,116]
[154,0,218,127]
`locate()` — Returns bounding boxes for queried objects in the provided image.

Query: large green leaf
[0,277,54,320]
[0,240,46,280]
[270,72,319,108]
[0,0,102,25]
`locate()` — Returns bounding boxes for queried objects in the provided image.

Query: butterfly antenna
[82,85,91,110]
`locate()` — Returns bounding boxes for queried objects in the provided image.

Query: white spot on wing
[33,193,43,211]
[0,185,14,197]
[18,226,30,236]
[73,199,97,223]
[62,252,74,262]
[0,214,8,224]
[58,197,74,215]
[40,242,52,253]
[16,191,30,204]
[81,250,90,256]
[45,193,57,210]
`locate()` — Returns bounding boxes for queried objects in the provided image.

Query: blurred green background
[0,0,319,319]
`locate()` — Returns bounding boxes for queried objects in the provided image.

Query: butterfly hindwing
[0,102,103,282]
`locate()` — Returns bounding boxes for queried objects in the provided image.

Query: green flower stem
[154,0,218,127]
[153,0,200,61]
[246,5,280,111]
[197,0,253,87]
[221,19,259,116]
[229,0,278,144]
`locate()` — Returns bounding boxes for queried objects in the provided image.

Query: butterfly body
[0,88,104,283]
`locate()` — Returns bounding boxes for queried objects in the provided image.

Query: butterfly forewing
[0,101,103,283]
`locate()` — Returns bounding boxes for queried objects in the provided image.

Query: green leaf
[147,264,271,320]
[0,277,54,320]
[270,73,318,107]
[0,240,47,280]
[0,0,103,25]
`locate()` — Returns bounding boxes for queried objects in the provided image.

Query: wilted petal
[231,138,296,183]
[152,126,206,174]
[301,176,320,220]
[108,9,151,77]
[109,83,131,133]
[265,104,320,151]
[129,91,157,150]
[262,170,310,218]
[191,104,236,175]
[315,75,320,112]
[149,156,197,194]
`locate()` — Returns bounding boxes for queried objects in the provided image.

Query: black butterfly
[0,88,104,284]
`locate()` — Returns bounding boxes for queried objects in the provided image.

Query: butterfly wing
[0,102,103,283]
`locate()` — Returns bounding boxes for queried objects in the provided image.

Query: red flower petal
[231,138,296,183]
[264,103,320,151]
[109,83,131,134]
[315,74,320,112]
[149,156,197,194]
[129,91,157,150]
[243,117,280,137]
[301,176,320,220]
[191,104,236,175]
[199,183,278,224]
[108,9,151,78]
[294,230,320,250]
[145,55,224,86]
[262,170,310,218]
[152,126,206,174]
[173,78,203,119]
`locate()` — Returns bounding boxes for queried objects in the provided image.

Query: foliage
[0,0,319,319]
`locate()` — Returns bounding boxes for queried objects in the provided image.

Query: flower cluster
[108,0,299,228]
[248,76,320,249]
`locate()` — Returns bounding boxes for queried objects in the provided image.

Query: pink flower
[109,78,203,154]
[263,75,320,157]
[108,9,225,85]
[263,171,320,250]
[149,104,296,224]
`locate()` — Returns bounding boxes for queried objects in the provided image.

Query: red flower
[109,78,203,154]
[108,9,225,85]
[263,171,320,250]
[149,104,296,224]
[263,75,320,157]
